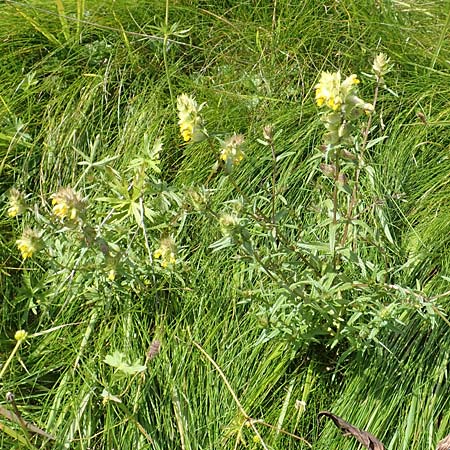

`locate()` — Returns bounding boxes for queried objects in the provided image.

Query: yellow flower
[107,269,116,281]
[177,94,207,143]
[51,187,85,222]
[340,74,360,98]
[7,188,26,218]
[16,228,42,259]
[8,205,22,218]
[315,71,342,110]
[154,237,177,268]
[220,134,245,170]
[315,72,362,111]
[14,330,28,342]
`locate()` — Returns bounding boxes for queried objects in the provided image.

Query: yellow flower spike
[176,94,207,143]
[220,134,245,169]
[7,188,26,218]
[14,330,28,342]
[51,187,85,222]
[343,74,360,86]
[154,237,177,267]
[340,74,361,103]
[53,202,69,219]
[181,128,191,142]
[16,228,42,259]
[316,71,365,113]
[315,71,342,110]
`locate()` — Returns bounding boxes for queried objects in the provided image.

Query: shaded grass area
[1,0,450,448]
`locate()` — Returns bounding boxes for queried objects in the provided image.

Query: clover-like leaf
[104,351,146,375]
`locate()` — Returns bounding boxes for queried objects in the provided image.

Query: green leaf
[104,351,146,375]
[366,135,388,150]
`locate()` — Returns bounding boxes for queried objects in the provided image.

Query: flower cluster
[16,228,42,259]
[184,187,209,212]
[372,53,391,82]
[7,188,26,218]
[14,329,28,342]
[220,134,245,171]
[176,94,206,143]
[219,213,240,238]
[51,187,85,222]
[153,236,177,268]
[315,71,373,146]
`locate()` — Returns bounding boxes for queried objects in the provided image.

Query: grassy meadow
[1,1,450,449]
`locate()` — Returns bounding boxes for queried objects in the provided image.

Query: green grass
[1,0,450,449]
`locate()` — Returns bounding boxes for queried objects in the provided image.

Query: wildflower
[14,330,28,342]
[220,134,245,171]
[315,71,371,113]
[107,269,116,282]
[372,53,391,80]
[315,68,374,146]
[16,228,42,259]
[7,188,26,218]
[315,71,343,110]
[176,94,207,143]
[153,236,177,268]
[262,124,274,142]
[51,187,85,222]
[340,73,360,97]
[185,187,208,211]
[345,95,374,114]
[219,213,240,237]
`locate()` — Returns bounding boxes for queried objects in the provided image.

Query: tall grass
[1,0,450,449]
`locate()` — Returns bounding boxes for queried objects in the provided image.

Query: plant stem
[341,80,380,245]
[227,175,321,276]
[0,339,23,381]
[270,138,277,225]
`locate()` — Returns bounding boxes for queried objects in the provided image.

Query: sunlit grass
[1,0,450,449]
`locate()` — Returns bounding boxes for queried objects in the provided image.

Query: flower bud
[7,189,26,218]
[14,330,28,342]
[372,53,391,80]
[263,124,274,142]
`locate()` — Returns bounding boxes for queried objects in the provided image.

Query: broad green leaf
[104,351,146,375]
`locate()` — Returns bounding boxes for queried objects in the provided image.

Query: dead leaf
[437,434,450,450]
[318,411,384,450]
